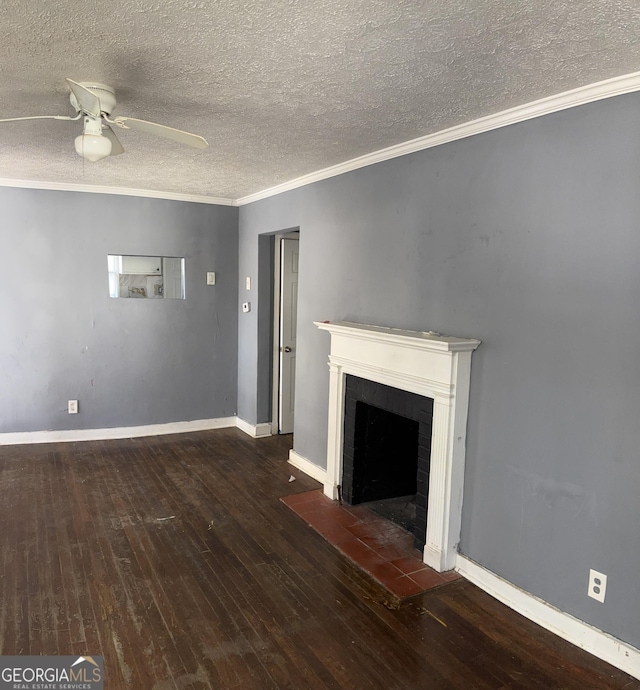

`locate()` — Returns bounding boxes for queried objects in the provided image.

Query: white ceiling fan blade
[0,114,79,123]
[102,125,125,156]
[66,78,101,117]
[110,116,208,149]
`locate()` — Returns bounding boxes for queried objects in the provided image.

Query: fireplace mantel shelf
[314,321,480,353]
[316,320,480,573]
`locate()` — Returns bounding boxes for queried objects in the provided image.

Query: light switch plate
[242,302,251,313]
[245,276,251,290]
[206,272,216,285]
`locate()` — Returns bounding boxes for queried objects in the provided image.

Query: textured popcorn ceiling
[0,1,640,201]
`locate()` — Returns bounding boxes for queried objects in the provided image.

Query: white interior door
[278,237,299,434]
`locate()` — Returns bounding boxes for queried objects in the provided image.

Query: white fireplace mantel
[315,321,480,572]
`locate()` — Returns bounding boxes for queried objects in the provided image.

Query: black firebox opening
[352,402,419,504]
[342,375,433,550]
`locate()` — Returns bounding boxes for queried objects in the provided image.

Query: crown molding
[0,177,235,206]
[236,70,640,206]
[3,71,640,208]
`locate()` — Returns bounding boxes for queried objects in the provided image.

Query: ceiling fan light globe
[74,133,112,162]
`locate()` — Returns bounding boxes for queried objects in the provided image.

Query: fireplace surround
[316,321,480,572]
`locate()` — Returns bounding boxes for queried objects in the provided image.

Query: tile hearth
[281,489,460,600]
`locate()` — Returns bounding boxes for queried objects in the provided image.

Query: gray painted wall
[237,92,640,649]
[1,188,238,432]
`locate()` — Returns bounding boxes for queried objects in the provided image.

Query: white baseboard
[235,418,273,438]
[456,555,640,681]
[0,416,278,446]
[288,450,327,484]
[0,417,237,445]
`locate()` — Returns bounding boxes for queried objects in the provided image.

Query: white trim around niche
[456,555,640,682]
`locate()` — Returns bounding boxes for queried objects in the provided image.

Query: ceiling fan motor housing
[69,82,116,115]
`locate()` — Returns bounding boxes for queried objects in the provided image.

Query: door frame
[271,230,300,435]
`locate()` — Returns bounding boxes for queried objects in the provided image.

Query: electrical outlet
[242,302,251,313]
[68,400,78,414]
[206,272,216,285]
[588,569,607,603]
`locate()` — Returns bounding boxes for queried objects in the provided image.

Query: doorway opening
[271,231,299,435]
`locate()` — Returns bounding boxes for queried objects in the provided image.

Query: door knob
[283,346,292,353]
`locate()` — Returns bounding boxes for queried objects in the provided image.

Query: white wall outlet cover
[206,272,216,285]
[588,569,607,603]
[245,276,251,290]
[68,400,78,414]
[242,302,251,313]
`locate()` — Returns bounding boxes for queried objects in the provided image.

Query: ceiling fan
[0,79,208,162]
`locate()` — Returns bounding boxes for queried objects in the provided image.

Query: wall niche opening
[342,375,433,550]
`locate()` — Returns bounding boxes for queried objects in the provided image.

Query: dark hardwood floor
[0,428,637,689]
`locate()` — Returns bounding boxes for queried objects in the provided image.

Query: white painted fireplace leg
[323,360,344,500]
[423,355,472,572]
[423,397,455,571]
